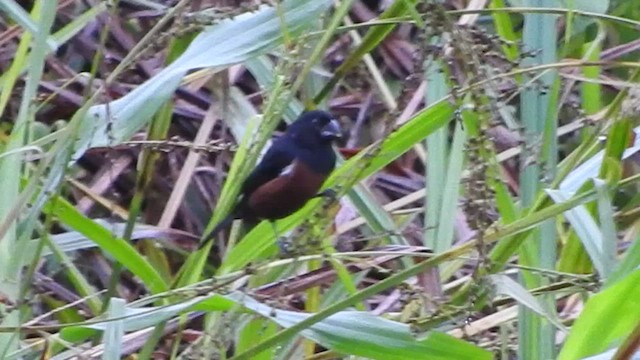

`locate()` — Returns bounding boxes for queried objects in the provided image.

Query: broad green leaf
[44,198,169,294]
[558,269,640,360]
[29,221,196,258]
[60,294,233,337]
[227,292,491,360]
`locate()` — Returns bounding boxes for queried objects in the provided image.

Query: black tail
[198,213,235,250]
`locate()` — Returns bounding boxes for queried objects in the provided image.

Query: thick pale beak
[321,119,342,140]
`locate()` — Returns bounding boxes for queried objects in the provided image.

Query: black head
[285,110,342,148]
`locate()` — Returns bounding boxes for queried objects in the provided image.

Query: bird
[199,110,343,249]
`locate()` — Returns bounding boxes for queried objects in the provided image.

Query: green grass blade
[227,292,491,360]
[517,1,559,358]
[0,0,57,354]
[44,197,169,294]
[557,269,640,360]
[424,56,449,249]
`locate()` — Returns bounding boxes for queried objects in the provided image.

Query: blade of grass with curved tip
[333,101,455,183]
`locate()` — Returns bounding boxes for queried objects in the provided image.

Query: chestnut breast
[247,160,327,220]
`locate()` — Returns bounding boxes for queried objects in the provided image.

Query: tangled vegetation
[0,0,638,359]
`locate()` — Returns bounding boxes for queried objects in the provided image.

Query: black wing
[200,139,295,246]
[239,139,295,199]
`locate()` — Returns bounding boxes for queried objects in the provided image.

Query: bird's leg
[314,188,337,200]
[271,221,293,255]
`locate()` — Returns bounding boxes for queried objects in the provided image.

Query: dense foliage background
[0,0,639,359]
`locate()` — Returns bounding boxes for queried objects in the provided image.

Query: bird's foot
[315,188,338,200]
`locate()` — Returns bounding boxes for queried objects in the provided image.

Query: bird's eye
[312,118,318,124]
